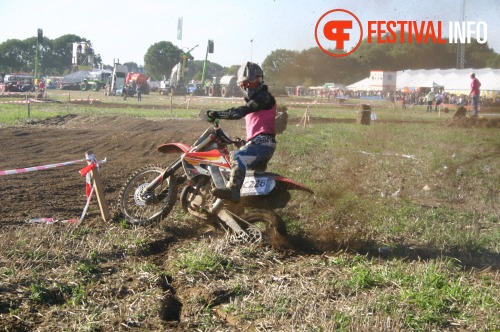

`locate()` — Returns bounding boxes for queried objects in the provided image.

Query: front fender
[157,142,191,154]
[275,176,314,194]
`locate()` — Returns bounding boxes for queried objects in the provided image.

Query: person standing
[469,72,481,117]
[425,90,435,113]
[123,86,128,101]
[435,91,442,112]
[136,85,142,101]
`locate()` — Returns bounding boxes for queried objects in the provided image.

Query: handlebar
[199,109,244,148]
[214,126,244,147]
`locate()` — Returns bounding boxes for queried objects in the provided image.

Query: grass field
[0,89,499,331]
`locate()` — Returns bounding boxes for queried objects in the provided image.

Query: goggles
[239,79,260,89]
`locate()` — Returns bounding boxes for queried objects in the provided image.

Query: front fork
[142,157,183,201]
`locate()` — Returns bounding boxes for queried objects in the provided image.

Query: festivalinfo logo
[315,9,488,57]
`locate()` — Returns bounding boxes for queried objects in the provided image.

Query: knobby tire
[119,164,177,225]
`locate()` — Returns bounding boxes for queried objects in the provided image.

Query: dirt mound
[447,115,500,128]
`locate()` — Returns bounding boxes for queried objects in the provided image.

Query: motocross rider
[207,62,277,203]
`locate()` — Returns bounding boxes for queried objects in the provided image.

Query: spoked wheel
[119,165,177,225]
[238,209,288,248]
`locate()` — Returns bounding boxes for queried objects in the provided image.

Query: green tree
[144,41,182,81]
[226,65,240,75]
[262,49,301,90]
[124,62,140,73]
[464,40,498,68]
[45,34,92,75]
[0,34,97,75]
[186,60,225,82]
[0,38,34,73]
[486,54,500,68]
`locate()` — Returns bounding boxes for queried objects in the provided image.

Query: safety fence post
[85,151,110,222]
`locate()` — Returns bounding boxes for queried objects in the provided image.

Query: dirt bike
[119,110,313,246]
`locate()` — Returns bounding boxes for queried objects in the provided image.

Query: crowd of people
[287,87,499,111]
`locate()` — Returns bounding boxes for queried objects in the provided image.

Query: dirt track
[1,106,499,223]
[0,115,247,223]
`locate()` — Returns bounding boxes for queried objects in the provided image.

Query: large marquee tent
[348,68,500,97]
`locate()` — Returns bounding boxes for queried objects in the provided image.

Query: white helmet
[237,62,264,98]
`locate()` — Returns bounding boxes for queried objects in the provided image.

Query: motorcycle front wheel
[119,165,178,225]
[239,209,288,248]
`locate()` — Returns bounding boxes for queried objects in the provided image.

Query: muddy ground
[0,114,249,223]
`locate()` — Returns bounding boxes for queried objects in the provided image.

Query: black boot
[212,187,241,202]
[212,167,244,202]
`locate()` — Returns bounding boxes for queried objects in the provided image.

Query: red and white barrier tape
[0,158,106,176]
[0,98,53,104]
[0,100,30,104]
[68,99,100,102]
[27,184,93,224]
[79,186,95,222]
[0,92,26,96]
[25,154,106,224]
[28,218,79,224]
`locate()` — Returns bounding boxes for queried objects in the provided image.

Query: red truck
[125,73,150,95]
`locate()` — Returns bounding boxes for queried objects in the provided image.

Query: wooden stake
[85,151,110,222]
[357,104,372,125]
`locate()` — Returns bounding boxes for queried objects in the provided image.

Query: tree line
[1,32,499,89]
[263,31,500,91]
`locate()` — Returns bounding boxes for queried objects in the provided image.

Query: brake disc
[133,183,150,206]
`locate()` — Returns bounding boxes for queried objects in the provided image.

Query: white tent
[346,77,371,91]
[348,68,500,96]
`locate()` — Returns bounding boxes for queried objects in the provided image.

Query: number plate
[240,176,275,196]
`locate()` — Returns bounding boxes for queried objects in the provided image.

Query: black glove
[234,138,245,148]
[206,110,220,123]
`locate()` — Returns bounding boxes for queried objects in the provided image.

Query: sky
[1,0,499,68]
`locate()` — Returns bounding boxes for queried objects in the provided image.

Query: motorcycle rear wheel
[119,165,177,225]
[239,210,288,248]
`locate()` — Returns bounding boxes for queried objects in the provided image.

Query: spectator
[435,92,442,112]
[469,72,481,117]
[425,91,435,113]
[38,80,45,93]
[136,85,142,101]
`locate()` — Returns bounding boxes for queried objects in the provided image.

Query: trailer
[108,64,128,96]
[126,73,150,95]
[80,70,112,91]
[207,75,242,97]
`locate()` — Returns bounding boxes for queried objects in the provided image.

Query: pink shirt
[470,78,481,96]
[245,104,277,141]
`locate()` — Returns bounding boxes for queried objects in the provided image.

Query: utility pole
[34,29,43,81]
[456,0,466,69]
